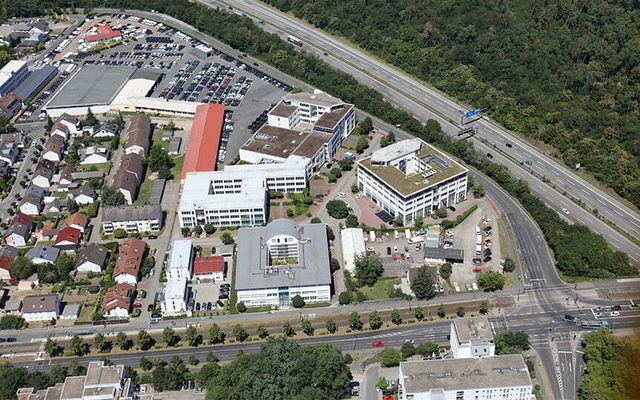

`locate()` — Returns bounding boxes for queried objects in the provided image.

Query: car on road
[505,142,512,148]
[612,305,622,311]
[561,207,569,214]
[0,338,5,343]
[350,381,360,396]
[486,153,493,159]
[386,246,391,255]
[393,246,398,253]
[525,160,533,166]
[372,341,384,347]
[337,192,346,198]
[609,311,620,317]
[6,338,16,342]
[595,312,605,317]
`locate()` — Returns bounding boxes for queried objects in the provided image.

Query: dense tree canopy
[203,337,351,400]
[264,0,640,209]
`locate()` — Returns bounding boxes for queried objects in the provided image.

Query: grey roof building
[423,247,464,263]
[399,355,532,399]
[26,244,60,264]
[14,65,56,101]
[101,204,163,235]
[76,243,109,273]
[236,219,331,307]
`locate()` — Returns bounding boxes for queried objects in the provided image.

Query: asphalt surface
[205,0,640,265]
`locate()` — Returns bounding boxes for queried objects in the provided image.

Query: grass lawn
[77,303,94,323]
[80,163,110,172]
[151,130,170,151]
[359,277,400,300]
[170,154,184,179]
[135,176,154,205]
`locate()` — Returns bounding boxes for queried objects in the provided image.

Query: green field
[358,277,400,300]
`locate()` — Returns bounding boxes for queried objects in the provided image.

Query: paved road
[206,0,640,265]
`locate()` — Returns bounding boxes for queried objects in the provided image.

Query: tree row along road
[204,0,640,265]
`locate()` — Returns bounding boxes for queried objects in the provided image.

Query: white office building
[0,60,29,96]
[178,171,268,228]
[223,155,311,193]
[236,219,332,307]
[166,240,193,280]
[340,228,366,273]
[357,138,468,226]
[160,278,188,316]
[398,355,533,400]
[450,316,496,359]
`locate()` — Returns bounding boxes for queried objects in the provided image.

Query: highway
[203,0,640,265]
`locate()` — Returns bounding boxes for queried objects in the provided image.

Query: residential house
[11,212,33,227]
[57,164,75,192]
[102,283,134,318]
[64,212,89,233]
[21,294,60,322]
[92,122,117,138]
[0,136,19,165]
[32,158,56,189]
[124,114,151,156]
[51,113,79,139]
[112,237,145,286]
[71,185,96,205]
[79,145,110,165]
[0,246,18,280]
[34,222,57,241]
[101,204,163,235]
[53,226,82,249]
[112,152,144,204]
[0,18,50,50]
[26,244,59,265]
[43,134,65,162]
[43,197,62,217]
[4,222,31,247]
[193,256,225,282]
[19,185,45,215]
[76,243,108,273]
[0,93,22,120]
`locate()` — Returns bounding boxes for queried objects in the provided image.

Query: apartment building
[357,138,468,225]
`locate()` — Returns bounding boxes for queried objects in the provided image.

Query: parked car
[217,300,225,308]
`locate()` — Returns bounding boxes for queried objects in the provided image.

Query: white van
[394,230,399,240]
[476,226,481,235]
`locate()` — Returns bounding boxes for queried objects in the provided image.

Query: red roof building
[102,283,134,317]
[181,103,225,179]
[193,255,225,282]
[11,213,33,227]
[85,24,122,43]
[54,226,82,248]
[112,238,146,286]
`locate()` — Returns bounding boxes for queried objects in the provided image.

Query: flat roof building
[161,277,188,316]
[0,60,29,96]
[398,355,532,400]
[223,155,311,193]
[357,138,468,226]
[236,219,332,307]
[167,240,193,280]
[178,171,268,228]
[181,103,224,179]
[44,65,136,116]
[340,228,365,273]
[14,65,56,102]
[450,316,495,359]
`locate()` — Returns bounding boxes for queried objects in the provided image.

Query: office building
[166,240,193,280]
[236,219,331,307]
[178,171,267,228]
[450,316,495,359]
[0,60,29,96]
[160,278,188,316]
[357,138,468,225]
[398,355,532,400]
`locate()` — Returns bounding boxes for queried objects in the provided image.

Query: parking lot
[24,13,290,165]
[191,253,234,313]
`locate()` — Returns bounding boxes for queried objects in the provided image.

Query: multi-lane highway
[202,0,640,265]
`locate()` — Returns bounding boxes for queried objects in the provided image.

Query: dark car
[386,247,392,255]
[487,153,493,159]
[207,302,213,311]
[506,142,512,148]
[7,337,16,343]
[147,304,153,312]
[483,256,492,263]
[612,305,622,311]
[219,293,229,300]
[217,300,225,308]
[0,338,6,343]
[195,303,201,311]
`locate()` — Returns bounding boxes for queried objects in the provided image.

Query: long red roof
[181,103,225,179]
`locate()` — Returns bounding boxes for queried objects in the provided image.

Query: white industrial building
[340,228,366,273]
[160,278,188,316]
[357,138,468,226]
[236,219,332,307]
[450,316,496,359]
[398,355,533,400]
[178,171,268,228]
[0,60,29,96]
[223,155,311,193]
[166,240,193,280]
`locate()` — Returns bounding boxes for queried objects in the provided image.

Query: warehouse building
[178,171,267,228]
[357,138,468,226]
[181,103,224,179]
[236,219,331,307]
[14,65,56,102]
[398,355,532,400]
[340,228,366,273]
[43,65,136,117]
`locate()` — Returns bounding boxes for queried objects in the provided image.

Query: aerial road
[202,0,640,265]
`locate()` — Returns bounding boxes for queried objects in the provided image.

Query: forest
[1,0,634,280]
[579,330,640,400]
[263,0,640,210]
